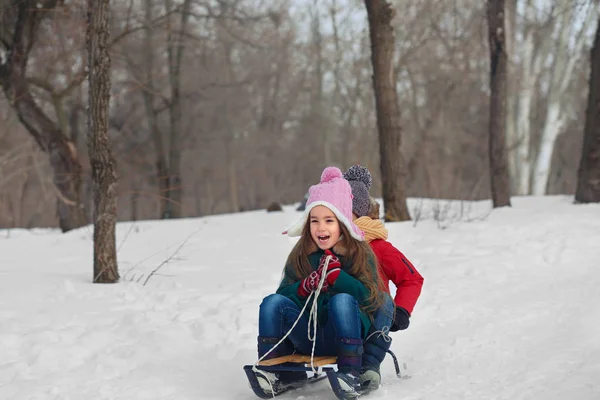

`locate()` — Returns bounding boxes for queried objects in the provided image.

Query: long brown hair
[284,212,387,318]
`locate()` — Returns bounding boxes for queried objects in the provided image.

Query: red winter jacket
[369,239,423,315]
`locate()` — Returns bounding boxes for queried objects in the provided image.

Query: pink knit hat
[283,166,364,241]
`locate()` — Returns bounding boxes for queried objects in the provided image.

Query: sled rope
[305,255,330,371]
[252,256,332,396]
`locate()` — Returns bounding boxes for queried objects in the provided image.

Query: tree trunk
[513,0,537,195]
[164,0,192,219]
[87,0,119,283]
[221,39,240,212]
[531,4,596,195]
[142,0,169,219]
[508,0,541,195]
[310,0,331,166]
[504,0,517,187]
[364,0,410,222]
[0,1,86,232]
[487,0,512,207]
[576,17,600,203]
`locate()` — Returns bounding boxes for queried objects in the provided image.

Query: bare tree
[364,0,410,221]
[163,0,193,219]
[487,0,512,207]
[87,0,119,283]
[532,2,597,195]
[2,0,596,229]
[328,0,365,170]
[508,0,537,195]
[507,1,597,195]
[576,16,600,203]
[504,0,517,182]
[141,0,170,218]
[308,0,332,166]
[0,1,86,231]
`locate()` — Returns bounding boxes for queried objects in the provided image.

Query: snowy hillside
[1,196,599,400]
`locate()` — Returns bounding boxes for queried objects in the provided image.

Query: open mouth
[317,235,330,243]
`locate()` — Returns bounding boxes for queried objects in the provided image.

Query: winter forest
[1,0,599,235]
[2,1,600,399]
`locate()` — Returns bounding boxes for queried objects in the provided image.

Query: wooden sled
[257,354,338,367]
[244,350,401,399]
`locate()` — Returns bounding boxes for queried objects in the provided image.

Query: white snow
[1,195,599,400]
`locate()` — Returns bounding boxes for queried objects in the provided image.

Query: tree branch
[142,228,201,286]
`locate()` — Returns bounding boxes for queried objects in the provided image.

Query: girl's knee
[329,293,358,311]
[259,293,287,312]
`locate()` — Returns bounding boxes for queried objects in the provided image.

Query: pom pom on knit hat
[320,166,343,183]
[343,165,372,218]
[344,165,372,190]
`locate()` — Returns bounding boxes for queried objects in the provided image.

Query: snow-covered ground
[1,196,599,400]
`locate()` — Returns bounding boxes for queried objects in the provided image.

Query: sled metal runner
[244,363,331,399]
[244,350,401,400]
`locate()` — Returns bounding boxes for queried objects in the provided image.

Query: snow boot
[361,326,391,391]
[335,337,363,397]
[256,336,307,394]
[359,368,381,392]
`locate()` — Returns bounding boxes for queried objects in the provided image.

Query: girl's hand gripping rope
[297,250,342,297]
[319,250,342,286]
[298,270,326,297]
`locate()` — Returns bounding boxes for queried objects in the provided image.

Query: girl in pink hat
[255,166,391,398]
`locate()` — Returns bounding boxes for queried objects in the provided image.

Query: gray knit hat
[343,165,372,217]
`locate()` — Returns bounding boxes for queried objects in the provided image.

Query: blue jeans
[372,294,394,333]
[363,294,394,371]
[258,293,362,357]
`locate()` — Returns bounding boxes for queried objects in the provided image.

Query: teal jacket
[276,249,379,338]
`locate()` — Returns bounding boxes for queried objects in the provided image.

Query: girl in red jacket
[343,165,424,391]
